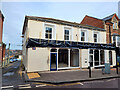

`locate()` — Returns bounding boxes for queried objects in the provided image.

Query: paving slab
[25,68,120,84]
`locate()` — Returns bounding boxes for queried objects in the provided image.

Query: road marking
[1,85,14,89]
[106,78,116,82]
[77,82,84,85]
[19,84,30,87]
[36,84,47,87]
[19,86,31,89]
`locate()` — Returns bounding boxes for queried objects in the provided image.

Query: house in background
[22,16,116,72]
[0,10,5,66]
[81,13,120,65]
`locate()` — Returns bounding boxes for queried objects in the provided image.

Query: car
[9,58,14,63]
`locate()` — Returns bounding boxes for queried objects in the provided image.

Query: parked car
[9,58,14,63]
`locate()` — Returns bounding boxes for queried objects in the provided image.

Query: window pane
[64,30,69,40]
[51,49,57,52]
[45,34,48,38]
[49,34,52,39]
[65,30,69,34]
[94,34,97,37]
[89,50,93,54]
[81,37,85,41]
[45,27,52,39]
[81,32,85,36]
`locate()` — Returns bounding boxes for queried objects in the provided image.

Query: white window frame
[44,23,56,40]
[64,29,70,40]
[93,31,99,43]
[116,36,120,47]
[63,26,72,41]
[113,23,115,29]
[80,29,88,42]
[115,22,118,29]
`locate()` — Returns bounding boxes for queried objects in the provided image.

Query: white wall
[112,50,116,66]
[27,20,106,44]
[27,47,50,72]
[81,49,88,68]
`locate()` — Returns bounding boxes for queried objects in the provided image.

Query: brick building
[81,13,120,64]
[0,10,4,66]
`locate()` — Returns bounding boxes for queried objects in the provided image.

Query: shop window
[70,49,79,67]
[58,49,68,68]
[100,50,104,65]
[94,50,99,66]
[109,51,112,65]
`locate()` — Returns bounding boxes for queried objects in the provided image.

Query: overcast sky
[1,2,119,50]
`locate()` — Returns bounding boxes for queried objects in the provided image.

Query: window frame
[64,29,70,40]
[81,30,87,42]
[44,23,56,40]
[93,32,99,43]
[64,26,72,41]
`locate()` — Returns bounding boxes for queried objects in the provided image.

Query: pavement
[24,68,120,84]
[1,61,120,89]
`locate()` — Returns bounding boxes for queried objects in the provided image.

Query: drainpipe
[109,25,111,44]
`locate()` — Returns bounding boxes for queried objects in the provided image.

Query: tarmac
[24,68,120,84]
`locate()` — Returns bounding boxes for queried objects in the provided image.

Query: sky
[1,1,119,50]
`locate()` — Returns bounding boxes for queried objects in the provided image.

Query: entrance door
[50,53,57,71]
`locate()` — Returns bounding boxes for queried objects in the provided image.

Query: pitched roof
[102,13,119,21]
[102,14,115,21]
[80,15,104,29]
[0,10,4,21]
[22,16,105,35]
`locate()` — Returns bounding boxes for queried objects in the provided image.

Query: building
[118,1,120,18]
[0,10,4,66]
[81,13,120,65]
[22,16,116,72]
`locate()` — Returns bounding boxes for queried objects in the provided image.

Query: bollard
[88,66,91,78]
[116,65,118,74]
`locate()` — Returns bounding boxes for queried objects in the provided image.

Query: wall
[27,47,50,72]
[81,49,88,68]
[112,50,116,66]
[27,19,106,44]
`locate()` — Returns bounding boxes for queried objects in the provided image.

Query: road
[1,61,120,89]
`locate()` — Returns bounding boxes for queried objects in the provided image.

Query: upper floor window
[45,27,52,39]
[94,33,98,42]
[117,36,120,47]
[113,22,118,29]
[112,36,116,45]
[115,22,118,29]
[64,30,69,40]
[81,31,85,41]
